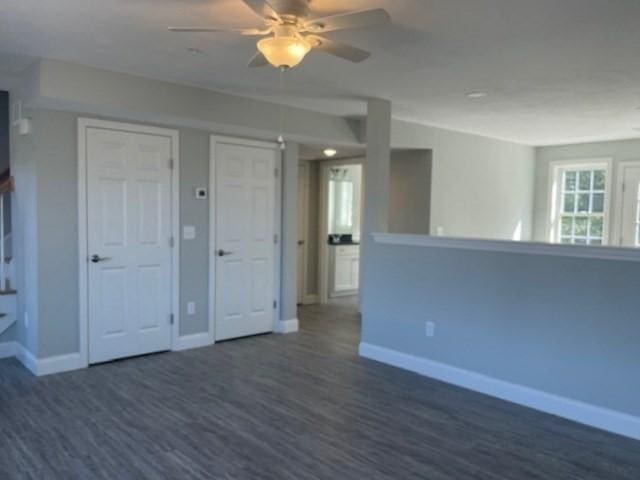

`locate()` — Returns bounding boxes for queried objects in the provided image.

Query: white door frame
[613,160,640,246]
[209,135,282,341]
[78,118,180,368]
[318,158,364,304]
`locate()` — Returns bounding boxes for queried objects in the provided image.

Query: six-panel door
[214,142,277,341]
[87,128,173,364]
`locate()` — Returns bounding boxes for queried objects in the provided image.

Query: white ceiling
[1,0,640,146]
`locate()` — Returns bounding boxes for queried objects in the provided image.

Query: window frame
[547,158,613,246]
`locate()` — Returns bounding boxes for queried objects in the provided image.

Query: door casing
[78,118,180,368]
[209,135,282,341]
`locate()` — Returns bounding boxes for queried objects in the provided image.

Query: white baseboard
[36,352,86,376]
[275,318,299,334]
[174,332,213,351]
[359,342,640,441]
[0,341,17,359]
[14,343,85,376]
[14,343,38,375]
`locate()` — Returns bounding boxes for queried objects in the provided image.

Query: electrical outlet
[425,321,435,338]
[187,302,196,315]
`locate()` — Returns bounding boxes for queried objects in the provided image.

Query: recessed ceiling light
[323,148,338,158]
[466,91,488,99]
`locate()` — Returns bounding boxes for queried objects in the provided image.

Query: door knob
[90,254,110,263]
[217,250,234,257]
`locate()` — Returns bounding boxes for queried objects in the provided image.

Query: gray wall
[391,120,536,241]
[302,161,320,298]
[533,138,640,242]
[14,109,213,357]
[389,150,432,235]
[10,101,39,354]
[362,242,640,417]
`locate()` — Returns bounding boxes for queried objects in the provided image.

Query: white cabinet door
[87,128,173,364]
[620,165,640,247]
[214,140,278,341]
[333,246,360,295]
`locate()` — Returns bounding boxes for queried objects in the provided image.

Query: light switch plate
[183,225,196,240]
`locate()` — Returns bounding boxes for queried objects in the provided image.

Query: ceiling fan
[169,0,391,69]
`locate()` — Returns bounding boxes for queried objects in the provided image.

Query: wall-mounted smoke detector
[323,148,338,158]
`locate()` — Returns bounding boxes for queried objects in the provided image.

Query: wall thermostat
[195,188,207,199]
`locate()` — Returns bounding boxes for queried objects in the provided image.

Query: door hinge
[169,237,175,248]
[273,300,277,310]
[274,168,279,178]
[169,313,175,325]
[274,234,279,244]
[169,158,174,170]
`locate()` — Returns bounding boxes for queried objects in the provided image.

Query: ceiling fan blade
[247,51,269,68]
[241,0,282,21]
[168,27,269,36]
[304,9,391,33]
[307,35,371,63]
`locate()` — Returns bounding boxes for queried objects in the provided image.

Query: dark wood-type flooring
[1,298,639,479]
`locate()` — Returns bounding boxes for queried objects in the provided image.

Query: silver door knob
[217,250,234,257]
[90,254,110,263]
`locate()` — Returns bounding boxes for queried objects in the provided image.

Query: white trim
[359,342,640,441]
[0,341,17,359]
[372,233,640,262]
[78,118,181,368]
[13,342,85,376]
[174,332,212,351]
[546,157,613,245]
[275,318,299,334]
[613,160,640,247]
[15,343,37,375]
[209,135,281,342]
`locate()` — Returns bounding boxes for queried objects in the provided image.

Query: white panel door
[87,128,173,364]
[620,165,640,247]
[215,141,277,341]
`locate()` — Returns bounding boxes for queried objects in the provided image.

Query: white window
[549,160,612,246]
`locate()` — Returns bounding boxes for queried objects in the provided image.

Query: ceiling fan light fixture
[257,36,311,69]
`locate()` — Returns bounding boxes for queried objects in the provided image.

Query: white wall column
[361,98,392,309]
[278,141,299,333]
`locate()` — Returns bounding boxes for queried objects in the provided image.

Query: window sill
[372,233,640,263]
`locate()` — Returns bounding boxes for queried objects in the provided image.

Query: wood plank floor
[1,298,639,479]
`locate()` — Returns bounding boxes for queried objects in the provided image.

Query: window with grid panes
[557,168,606,245]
